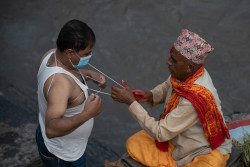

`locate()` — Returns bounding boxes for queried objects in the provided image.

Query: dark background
[0,0,249,166]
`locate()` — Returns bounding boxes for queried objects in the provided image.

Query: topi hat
[173,29,214,64]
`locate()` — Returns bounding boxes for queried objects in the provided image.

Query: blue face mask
[70,51,92,68]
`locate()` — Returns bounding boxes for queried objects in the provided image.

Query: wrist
[148,91,153,103]
[79,110,91,123]
[128,97,136,106]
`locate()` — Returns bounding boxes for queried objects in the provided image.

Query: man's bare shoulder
[44,73,74,101]
[46,72,74,90]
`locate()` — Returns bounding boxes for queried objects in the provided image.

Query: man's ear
[65,49,74,59]
[187,63,194,73]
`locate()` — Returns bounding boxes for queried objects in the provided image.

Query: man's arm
[79,69,106,89]
[128,100,199,142]
[111,80,198,142]
[132,77,171,107]
[45,75,102,139]
[147,76,171,107]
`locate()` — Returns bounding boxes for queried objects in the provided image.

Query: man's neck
[180,64,203,82]
[56,50,76,71]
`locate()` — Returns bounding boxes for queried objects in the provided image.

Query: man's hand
[133,90,153,103]
[83,94,102,119]
[111,80,136,105]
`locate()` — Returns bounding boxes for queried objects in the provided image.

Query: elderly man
[111,29,232,167]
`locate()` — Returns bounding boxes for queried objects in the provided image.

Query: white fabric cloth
[37,51,94,161]
[128,69,232,167]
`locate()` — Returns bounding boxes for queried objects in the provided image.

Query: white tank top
[37,51,94,161]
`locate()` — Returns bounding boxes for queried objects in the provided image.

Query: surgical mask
[70,51,92,68]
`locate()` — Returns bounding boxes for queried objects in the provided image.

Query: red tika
[155,65,230,151]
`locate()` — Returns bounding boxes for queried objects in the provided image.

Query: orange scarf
[155,65,230,152]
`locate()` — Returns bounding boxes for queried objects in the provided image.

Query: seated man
[111,29,232,167]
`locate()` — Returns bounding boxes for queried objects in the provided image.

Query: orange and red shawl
[155,65,230,152]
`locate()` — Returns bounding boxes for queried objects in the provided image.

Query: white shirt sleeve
[146,77,171,107]
[128,99,199,142]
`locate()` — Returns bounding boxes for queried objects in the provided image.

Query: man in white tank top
[36,19,106,167]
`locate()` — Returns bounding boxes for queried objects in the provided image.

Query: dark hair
[56,19,96,52]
